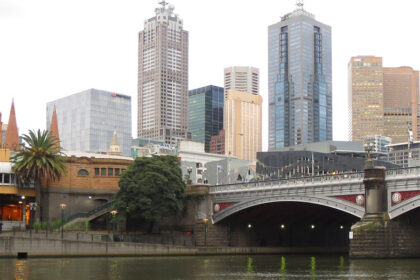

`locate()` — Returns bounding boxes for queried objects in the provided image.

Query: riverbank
[0,235,347,258]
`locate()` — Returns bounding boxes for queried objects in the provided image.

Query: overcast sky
[1,0,419,151]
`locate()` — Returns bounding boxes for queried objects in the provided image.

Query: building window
[108,168,114,176]
[95,168,100,176]
[101,168,106,176]
[115,169,120,176]
[77,169,89,176]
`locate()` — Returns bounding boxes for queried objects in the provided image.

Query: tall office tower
[348,56,385,142]
[349,56,419,143]
[46,89,132,156]
[225,90,262,162]
[188,85,224,152]
[224,66,259,95]
[383,67,419,142]
[138,2,189,145]
[268,2,332,149]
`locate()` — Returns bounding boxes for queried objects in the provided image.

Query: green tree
[12,129,66,221]
[114,155,186,231]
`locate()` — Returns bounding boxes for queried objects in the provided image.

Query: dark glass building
[188,85,224,152]
[268,4,332,149]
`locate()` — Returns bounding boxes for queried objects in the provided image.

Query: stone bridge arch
[388,192,420,219]
[212,194,364,224]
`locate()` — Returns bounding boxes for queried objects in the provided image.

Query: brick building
[42,151,133,221]
[209,129,225,155]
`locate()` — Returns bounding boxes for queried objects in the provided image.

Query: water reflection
[0,255,419,279]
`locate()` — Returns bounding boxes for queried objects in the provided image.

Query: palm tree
[12,129,66,222]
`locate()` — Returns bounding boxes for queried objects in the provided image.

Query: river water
[2,254,420,280]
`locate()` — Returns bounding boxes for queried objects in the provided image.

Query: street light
[59,203,67,239]
[29,202,37,236]
[203,218,209,246]
[110,210,118,235]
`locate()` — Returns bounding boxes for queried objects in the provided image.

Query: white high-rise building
[224,66,259,95]
[138,1,190,145]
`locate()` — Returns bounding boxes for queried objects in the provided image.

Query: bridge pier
[350,166,420,258]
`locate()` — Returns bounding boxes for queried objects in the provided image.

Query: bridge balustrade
[210,171,365,193]
[386,166,420,177]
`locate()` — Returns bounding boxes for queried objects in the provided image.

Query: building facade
[46,89,132,156]
[363,135,391,154]
[268,4,332,149]
[209,129,225,155]
[137,2,189,145]
[349,56,419,143]
[383,67,419,142]
[225,90,262,162]
[188,85,224,152]
[348,56,384,141]
[224,66,259,95]
[42,151,133,221]
[388,141,420,168]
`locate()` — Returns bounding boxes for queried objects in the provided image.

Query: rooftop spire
[109,130,121,156]
[4,99,20,151]
[158,0,168,8]
[49,105,60,151]
[296,0,304,10]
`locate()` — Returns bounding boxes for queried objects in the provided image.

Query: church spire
[49,105,60,151]
[4,99,20,151]
[108,130,121,156]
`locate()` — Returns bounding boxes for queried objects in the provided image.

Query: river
[2,254,420,279]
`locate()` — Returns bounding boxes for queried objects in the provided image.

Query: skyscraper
[138,2,189,145]
[46,89,132,156]
[349,56,419,143]
[225,90,262,162]
[188,85,224,152]
[268,2,332,149]
[224,66,259,95]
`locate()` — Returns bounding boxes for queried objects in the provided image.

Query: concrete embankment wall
[350,220,420,258]
[0,236,346,258]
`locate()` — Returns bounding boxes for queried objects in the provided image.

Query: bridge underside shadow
[221,202,359,248]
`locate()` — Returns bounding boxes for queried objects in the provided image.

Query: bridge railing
[386,166,420,177]
[210,171,364,193]
[210,166,420,193]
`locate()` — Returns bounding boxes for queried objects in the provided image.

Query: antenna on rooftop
[159,0,169,8]
[296,0,304,10]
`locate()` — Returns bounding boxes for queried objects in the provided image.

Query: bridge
[210,167,420,224]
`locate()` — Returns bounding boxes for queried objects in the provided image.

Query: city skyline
[1,0,420,151]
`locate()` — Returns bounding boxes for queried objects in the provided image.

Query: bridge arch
[213,194,364,224]
[389,195,420,219]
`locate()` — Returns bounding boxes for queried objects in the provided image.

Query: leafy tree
[12,129,66,221]
[114,155,186,231]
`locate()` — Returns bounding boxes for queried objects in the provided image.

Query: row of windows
[0,173,16,185]
[77,168,126,177]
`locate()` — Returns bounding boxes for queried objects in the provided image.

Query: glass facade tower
[268,5,332,150]
[46,89,132,156]
[188,85,224,152]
